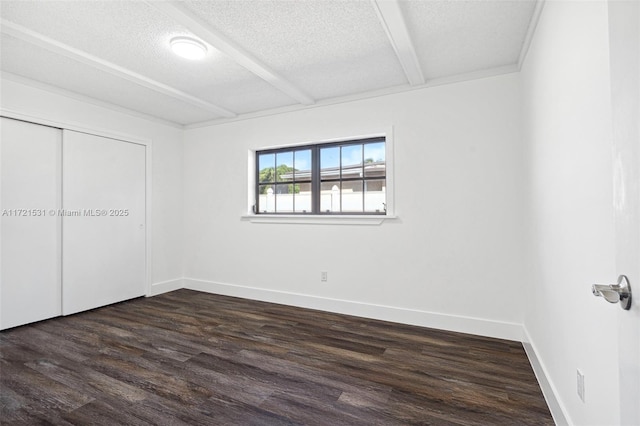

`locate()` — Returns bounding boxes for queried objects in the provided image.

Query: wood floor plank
[0,289,554,425]
[1,359,94,417]
[25,358,151,403]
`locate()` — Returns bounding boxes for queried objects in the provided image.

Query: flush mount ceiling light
[170,36,207,60]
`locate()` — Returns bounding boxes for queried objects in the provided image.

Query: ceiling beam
[517,0,545,69]
[0,19,236,118]
[371,0,425,86]
[147,1,315,106]
[146,0,315,105]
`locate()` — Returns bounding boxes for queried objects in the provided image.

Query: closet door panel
[1,117,61,330]
[62,130,145,315]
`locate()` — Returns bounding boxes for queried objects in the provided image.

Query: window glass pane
[258,153,275,183]
[258,184,274,213]
[294,149,311,182]
[275,184,293,212]
[294,181,312,213]
[276,151,294,182]
[320,182,341,212]
[364,142,385,178]
[341,180,363,212]
[320,146,340,181]
[364,179,386,212]
[364,142,385,163]
[341,144,363,179]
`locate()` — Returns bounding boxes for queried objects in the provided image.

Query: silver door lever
[592,275,632,310]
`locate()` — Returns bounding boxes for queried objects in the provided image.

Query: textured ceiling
[401,0,538,79]
[182,0,408,99]
[0,0,539,126]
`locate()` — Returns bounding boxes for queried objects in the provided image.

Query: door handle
[592,275,632,310]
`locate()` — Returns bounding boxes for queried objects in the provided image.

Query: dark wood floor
[1,289,553,425]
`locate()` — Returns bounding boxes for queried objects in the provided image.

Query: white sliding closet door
[1,117,62,329]
[62,130,145,315]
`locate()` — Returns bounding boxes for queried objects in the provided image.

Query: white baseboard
[149,278,184,296]
[183,278,523,342]
[523,327,570,426]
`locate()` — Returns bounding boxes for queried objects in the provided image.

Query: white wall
[183,73,525,340]
[521,1,618,425]
[0,77,184,293]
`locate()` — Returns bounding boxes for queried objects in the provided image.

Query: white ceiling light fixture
[170,36,207,60]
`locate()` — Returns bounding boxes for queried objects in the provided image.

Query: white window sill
[241,214,397,225]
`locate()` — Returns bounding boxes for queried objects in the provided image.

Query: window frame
[255,137,386,216]
[245,130,395,224]
[255,145,316,214]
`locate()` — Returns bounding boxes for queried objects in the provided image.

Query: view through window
[256,137,386,214]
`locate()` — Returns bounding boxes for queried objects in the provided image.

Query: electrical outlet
[577,369,585,402]
[321,271,328,282]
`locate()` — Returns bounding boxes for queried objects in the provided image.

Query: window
[255,137,386,215]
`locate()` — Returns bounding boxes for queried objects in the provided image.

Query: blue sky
[259,142,385,173]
